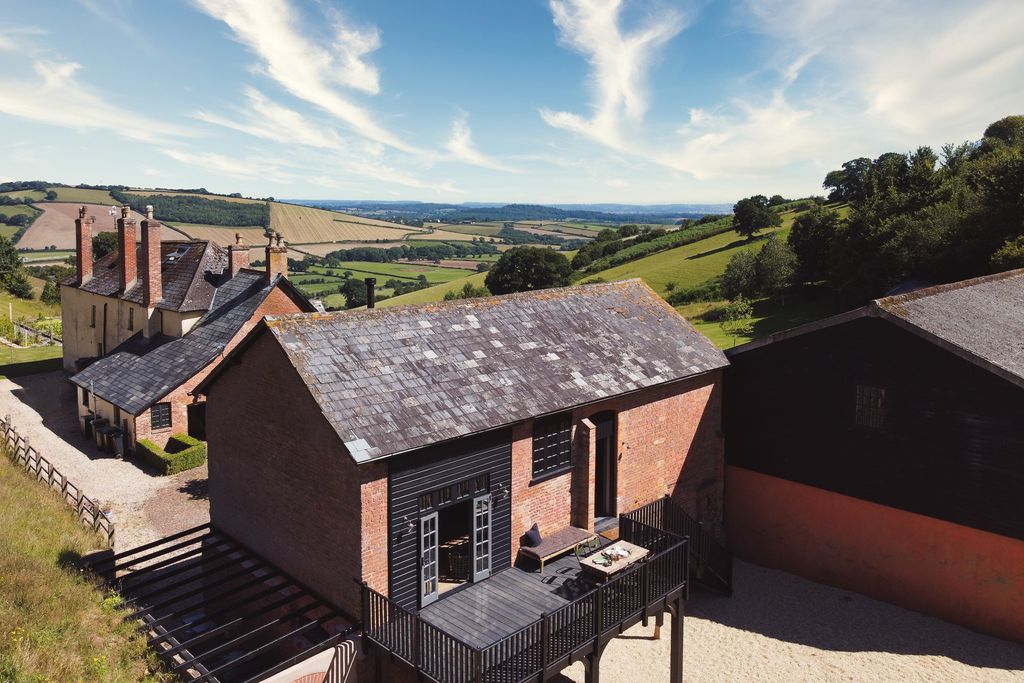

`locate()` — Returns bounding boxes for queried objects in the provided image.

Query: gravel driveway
[0,370,209,550]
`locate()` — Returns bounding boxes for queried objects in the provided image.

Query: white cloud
[540,0,687,149]
[444,111,520,172]
[191,0,418,153]
[162,148,295,183]
[739,0,1024,141]
[0,60,194,143]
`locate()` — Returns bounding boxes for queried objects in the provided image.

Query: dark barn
[724,270,1024,642]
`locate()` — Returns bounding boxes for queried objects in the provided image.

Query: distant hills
[285,200,733,225]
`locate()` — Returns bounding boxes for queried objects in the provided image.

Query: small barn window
[90,305,97,328]
[81,389,90,408]
[532,413,573,479]
[855,384,886,429]
[128,308,134,331]
[150,403,172,431]
[418,493,433,511]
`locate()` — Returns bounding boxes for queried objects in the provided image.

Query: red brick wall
[133,283,308,448]
[727,465,1024,643]
[117,217,137,292]
[510,370,724,558]
[206,328,386,615]
[141,220,162,307]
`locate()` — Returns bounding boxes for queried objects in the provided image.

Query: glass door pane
[472,494,491,582]
[420,512,439,607]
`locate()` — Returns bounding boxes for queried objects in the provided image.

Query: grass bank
[0,452,166,681]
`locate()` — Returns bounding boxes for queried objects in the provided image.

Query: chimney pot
[121,205,130,219]
[265,237,288,281]
[145,205,154,220]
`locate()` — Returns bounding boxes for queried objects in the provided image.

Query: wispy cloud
[191,0,418,153]
[444,111,520,172]
[0,60,194,143]
[540,0,687,150]
[161,148,295,183]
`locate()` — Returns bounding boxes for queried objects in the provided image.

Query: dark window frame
[90,305,96,328]
[81,389,90,408]
[531,413,573,482]
[854,383,886,430]
[128,307,134,331]
[150,402,172,431]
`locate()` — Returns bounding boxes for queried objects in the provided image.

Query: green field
[378,272,489,307]
[48,187,118,204]
[440,224,503,237]
[587,217,795,296]
[0,451,162,680]
[1,277,59,320]
[683,289,843,349]
[0,345,62,377]
[311,261,470,283]
[20,250,74,262]
[0,203,41,219]
[0,189,46,201]
[0,226,20,240]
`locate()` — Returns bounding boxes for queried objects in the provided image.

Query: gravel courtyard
[3,370,1023,680]
[0,370,209,550]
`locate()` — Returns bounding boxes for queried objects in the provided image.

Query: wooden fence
[1,415,115,546]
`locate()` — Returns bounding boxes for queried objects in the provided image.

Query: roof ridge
[875,268,1024,309]
[265,278,652,326]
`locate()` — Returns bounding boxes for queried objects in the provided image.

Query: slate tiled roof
[71,270,284,414]
[61,241,228,313]
[876,269,1024,384]
[263,279,728,463]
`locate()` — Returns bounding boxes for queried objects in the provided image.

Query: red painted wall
[726,465,1024,643]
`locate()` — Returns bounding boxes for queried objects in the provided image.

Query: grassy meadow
[0,453,166,681]
[48,187,118,204]
[378,271,490,307]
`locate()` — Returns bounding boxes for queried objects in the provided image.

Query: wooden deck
[420,543,607,649]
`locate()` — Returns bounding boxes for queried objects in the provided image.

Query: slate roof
[61,241,228,313]
[260,279,728,463]
[876,269,1024,385]
[72,270,286,414]
[728,268,1024,389]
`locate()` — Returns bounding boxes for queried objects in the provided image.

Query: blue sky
[1,0,1022,204]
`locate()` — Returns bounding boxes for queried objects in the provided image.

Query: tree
[721,250,758,300]
[0,235,32,299]
[732,195,781,239]
[40,278,60,306]
[768,194,787,207]
[92,232,119,258]
[788,205,840,282]
[755,236,797,301]
[44,190,57,201]
[341,278,368,309]
[720,297,754,347]
[991,235,1024,272]
[484,247,572,295]
[617,224,639,237]
[443,281,491,301]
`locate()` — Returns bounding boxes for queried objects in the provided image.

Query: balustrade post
[360,582,370,632]
[540,612,550,673]
[474,648,482,683]
[413,615,422,672]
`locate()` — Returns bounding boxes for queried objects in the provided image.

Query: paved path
[559,560,1024,682]
[0,370,208,550]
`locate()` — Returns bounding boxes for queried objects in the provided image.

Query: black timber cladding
[388,429,512,611]
[726,314,1024,541]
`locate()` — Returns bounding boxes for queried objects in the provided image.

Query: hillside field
[269,202,424,243]
[17,203,145,250]
[378,271,490,307]
[48,187,118,204]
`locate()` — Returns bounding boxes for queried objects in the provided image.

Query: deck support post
[670,596,684,682]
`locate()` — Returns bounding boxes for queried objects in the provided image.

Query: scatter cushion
[524,523,542,548]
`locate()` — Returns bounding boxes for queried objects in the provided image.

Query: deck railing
[361,516,688,683]
[622,495,732,595]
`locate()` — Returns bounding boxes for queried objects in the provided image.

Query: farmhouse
[62,205,313,453]
[196,279,730,681]
[725,269,1024,643]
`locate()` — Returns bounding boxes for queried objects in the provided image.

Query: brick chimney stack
[75,206,94,285]
[265,231,288,281]
[141,205,162,307]
[117,205,137,293]
[228,232,250,277]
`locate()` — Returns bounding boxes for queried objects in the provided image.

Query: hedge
[136,433,207,475]
[578,216,735,276]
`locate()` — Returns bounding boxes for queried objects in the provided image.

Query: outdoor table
[579,540,649,581]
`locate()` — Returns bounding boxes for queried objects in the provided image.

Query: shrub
[136,433,206,475]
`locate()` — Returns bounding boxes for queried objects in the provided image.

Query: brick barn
[197,279,728,680]
[725,270,1024,643]
[64,206,313,453]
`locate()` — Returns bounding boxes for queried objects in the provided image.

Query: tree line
[110,191,271,227]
